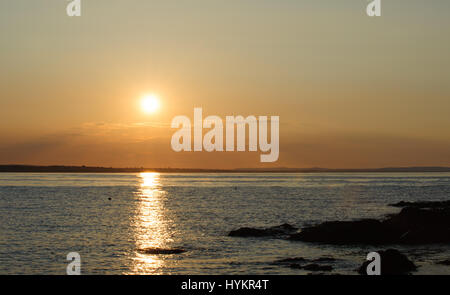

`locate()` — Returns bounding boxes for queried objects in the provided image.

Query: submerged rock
[358,249,417,275]
[228,223,297,237]
[274,256,336,272]
[288,263,332,271]
[137,248,186,254]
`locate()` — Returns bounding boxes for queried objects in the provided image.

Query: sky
[0,0,449,169]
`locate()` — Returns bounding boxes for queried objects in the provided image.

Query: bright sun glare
[141,94,160,114]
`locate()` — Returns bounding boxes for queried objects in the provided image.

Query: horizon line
[1,164,450,173]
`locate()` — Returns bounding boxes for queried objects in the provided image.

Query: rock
[288,219,394,244]
[273,257,307,264]
[137,248,186,254]
[390,200,450,209]
[228,223,297,237]
[278,257,334,272]
[228,227,268,237]
[288,263,332,271]
[382,207,450,244]
[289,202,450,245]
[303,264,333,272]
[289,263,303,269]
[312,257,336,262]
[437,259,450,266]
[358,249,417,275]
[273,223,297,231]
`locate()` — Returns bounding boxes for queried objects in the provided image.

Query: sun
[141,94,160,114]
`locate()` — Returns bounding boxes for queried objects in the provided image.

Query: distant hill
[0,165,227,173]
[234,167,450,173]
[0,165,450,173]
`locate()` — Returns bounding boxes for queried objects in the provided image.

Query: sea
[0,172,449,275]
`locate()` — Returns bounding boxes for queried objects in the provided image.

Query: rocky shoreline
[228,200,450,274]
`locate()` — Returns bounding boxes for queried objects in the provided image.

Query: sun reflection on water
[129,172,172,274]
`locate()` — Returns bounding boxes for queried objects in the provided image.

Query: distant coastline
[1,165,450,173]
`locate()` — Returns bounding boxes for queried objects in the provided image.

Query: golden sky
[1,0,449,168]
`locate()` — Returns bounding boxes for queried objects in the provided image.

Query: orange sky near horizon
[1,1,449,169]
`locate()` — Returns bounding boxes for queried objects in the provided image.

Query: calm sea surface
[0,172,449,274]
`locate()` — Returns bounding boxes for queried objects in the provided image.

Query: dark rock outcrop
[390,200,450,209]
[303,264,333,272]
[358,249,417,275]
[288,263,303,269]
[289,219,395,244]
[137,248,186,254]
[273,257,307,264]
[228,223,297,237]
[289,201,450,245]
[382,206,450,244]
[312,257,336,262]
